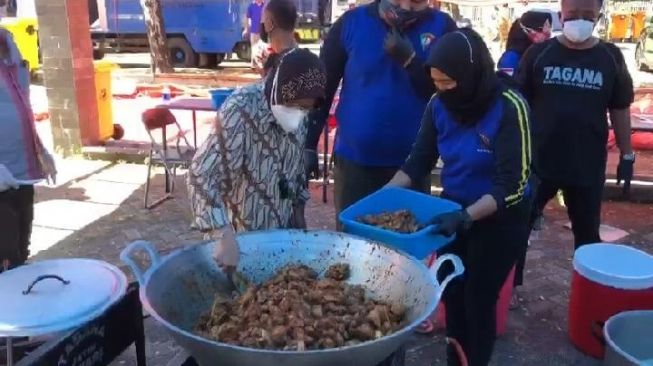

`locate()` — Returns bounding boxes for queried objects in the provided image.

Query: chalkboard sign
[16,283,146,366]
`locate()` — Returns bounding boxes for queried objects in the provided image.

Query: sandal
[415,319,434,334]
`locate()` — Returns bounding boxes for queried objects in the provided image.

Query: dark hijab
[505,11,552,56]
[264,48,327,106]
[425,28,500,124]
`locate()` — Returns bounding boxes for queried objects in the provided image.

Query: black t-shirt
[516,38,634,185]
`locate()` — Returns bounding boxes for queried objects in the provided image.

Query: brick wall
[36,0,99,156]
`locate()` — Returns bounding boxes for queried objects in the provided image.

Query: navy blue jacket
[306,2,456,167]
[402,87,531,209]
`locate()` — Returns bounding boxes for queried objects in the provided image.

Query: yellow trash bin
[94,60,119,142]
[0,18,39,72]
[609,12,630,41]
[631,11,647,40]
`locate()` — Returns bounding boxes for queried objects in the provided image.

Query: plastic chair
[141,108,195,209]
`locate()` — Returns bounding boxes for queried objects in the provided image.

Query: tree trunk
[139,0,174,74]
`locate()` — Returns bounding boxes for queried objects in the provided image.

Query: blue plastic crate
[339,187,461,259]
[209,88,235,110]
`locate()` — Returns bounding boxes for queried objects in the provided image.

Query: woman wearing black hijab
[497,11,552,75]
[387,28,532,366]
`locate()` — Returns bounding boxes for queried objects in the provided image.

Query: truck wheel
[199,53,216,69]
[198,53,226,69]
[234,41,251,61]
[167,37,198,68]
[215,53,225,66]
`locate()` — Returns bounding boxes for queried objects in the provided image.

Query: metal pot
[121,230,464,366]
[604,310,653,366]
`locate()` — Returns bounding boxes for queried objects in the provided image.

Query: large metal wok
[121,230,464,366]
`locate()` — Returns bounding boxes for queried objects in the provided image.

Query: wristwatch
[622,153,636,162]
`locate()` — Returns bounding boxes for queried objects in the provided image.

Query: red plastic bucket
[569,244,653,359]
[427,255,515,335]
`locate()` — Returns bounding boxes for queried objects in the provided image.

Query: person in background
[305,0,456,225]
[244,0,265,68]
[188,49,326,272]
[497,3,512,50]
[0,29,57,273]
[497,11,552,308]
[516,0,634,282]
[387,29,532,366]
[255,0,299,76]
[497,11,552,76]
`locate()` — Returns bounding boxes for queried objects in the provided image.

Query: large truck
[90,0,328,67]
[9,0,326,69]
[90,0,249,68]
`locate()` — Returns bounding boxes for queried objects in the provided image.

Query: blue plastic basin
[209,88,235,110]
[339,187,461,259]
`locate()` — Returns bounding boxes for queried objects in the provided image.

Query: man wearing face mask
[305,0,456,224]
[188,48,326,272]
[254,0,299,76]
[516,0,634,252]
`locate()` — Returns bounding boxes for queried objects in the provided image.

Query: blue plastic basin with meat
[339,187,461,259]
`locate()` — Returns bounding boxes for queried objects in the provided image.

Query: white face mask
[562,19,595,43]
[271,105,307,133]
[269,49,308,133]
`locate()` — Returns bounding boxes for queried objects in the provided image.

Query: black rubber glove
[383,28,415,67]
[616,155,635,196]
[429,210,473,237]
[304,149,319,182]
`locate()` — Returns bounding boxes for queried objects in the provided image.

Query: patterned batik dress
[188,82,309,233]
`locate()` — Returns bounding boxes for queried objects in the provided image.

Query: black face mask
[260,22,269,43]
[438,84,474,110]
[379,0,429,29]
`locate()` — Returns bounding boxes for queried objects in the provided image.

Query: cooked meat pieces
[358,210,423,233]
[325,263,350,281]
[195,263,406,350]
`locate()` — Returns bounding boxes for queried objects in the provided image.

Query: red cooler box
[569,243,653,358]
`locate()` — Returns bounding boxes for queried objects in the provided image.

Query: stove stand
[12,283,146,366]
[180,346,407,366]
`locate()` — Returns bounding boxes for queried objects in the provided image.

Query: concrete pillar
[36,0,98,156]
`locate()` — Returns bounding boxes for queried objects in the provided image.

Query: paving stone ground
[20,157,653,366]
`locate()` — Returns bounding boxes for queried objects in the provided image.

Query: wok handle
[120,240,161,285]
[433,254,465,300]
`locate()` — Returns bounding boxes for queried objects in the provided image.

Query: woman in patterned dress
[188,48,326,271]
